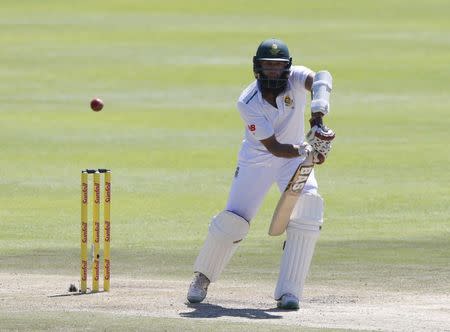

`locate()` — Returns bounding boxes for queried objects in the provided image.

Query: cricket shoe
[187,272,210,303]
[277,293,299,310]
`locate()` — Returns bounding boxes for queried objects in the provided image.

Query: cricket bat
[268,152,314,236]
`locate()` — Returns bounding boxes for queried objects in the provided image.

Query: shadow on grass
[180,303,283,320]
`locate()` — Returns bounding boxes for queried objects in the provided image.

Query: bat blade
[268,153,314,236]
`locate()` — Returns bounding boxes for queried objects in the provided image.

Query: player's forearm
[268,143,302,158]
[310,71,332,116]
[260,135,309,158]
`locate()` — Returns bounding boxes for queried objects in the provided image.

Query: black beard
[258,80,287,97]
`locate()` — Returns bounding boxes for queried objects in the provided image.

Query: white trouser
[226,156,318,222]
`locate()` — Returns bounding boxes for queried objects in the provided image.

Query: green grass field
[1,1,449,331]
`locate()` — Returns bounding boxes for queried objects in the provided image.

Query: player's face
[259,60,288,79]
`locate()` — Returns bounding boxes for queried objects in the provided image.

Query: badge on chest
[284,95,293,107]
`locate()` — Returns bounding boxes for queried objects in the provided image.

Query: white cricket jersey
[236,66,313,165]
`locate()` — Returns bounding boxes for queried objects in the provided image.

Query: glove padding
[306,125,335,164]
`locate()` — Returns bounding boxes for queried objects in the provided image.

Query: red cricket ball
[90,98,104,112]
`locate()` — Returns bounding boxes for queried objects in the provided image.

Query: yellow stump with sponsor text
[103,171,111,291]
[80,169,111,293]
[80,171,88,293]
[92,171,100,292]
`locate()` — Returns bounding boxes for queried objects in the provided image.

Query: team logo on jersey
[270,43,280,56]
[284,95,293,107]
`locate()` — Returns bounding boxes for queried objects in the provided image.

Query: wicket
[80,169,111,293]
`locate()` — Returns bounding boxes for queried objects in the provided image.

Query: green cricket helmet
[253,38,292,90]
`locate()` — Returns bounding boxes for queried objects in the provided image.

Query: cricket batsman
[187,38,335,309]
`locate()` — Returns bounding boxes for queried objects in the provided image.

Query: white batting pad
[274,227,320,300]
[274,193,323,300]
[290,192,323,231]
[194,210,249,282]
